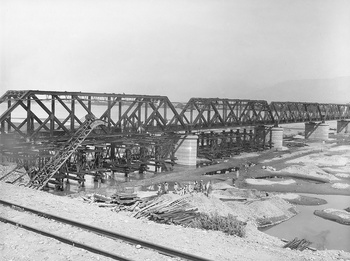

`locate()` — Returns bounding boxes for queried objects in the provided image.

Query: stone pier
[270,127,283,150]
[175,134,198,166]
[305,122,329,141]
[337,120,350,134]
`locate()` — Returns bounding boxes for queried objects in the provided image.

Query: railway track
[0,166,29,184]
[0,199,212,261]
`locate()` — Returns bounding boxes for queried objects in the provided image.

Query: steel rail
[0,215,133,261]
[0,199,213,261]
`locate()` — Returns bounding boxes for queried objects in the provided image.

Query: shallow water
[52,171,157,196]
[262,193,350,251]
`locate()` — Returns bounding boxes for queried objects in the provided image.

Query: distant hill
[253,76,350,104]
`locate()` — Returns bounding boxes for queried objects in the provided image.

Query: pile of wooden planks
[132,196,198,225]
[81,192,141,212]
[283,238,312,251]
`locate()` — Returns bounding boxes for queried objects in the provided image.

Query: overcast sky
[1,0,350,102]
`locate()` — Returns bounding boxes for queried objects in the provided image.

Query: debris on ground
[81,192,141,212]
[262,166,277,171]
[283,238,312,251]
[132,194,198,225]
[285,141,308,148]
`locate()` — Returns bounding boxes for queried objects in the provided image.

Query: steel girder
[174,98,274,130]
[2,90,350,140]
[0,90,187,139]
[270,102,350,124]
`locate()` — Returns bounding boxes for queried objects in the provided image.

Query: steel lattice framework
[1,90,350,140]
[173,98,274,129]
[270,102,350,125]
[0,90,187,139]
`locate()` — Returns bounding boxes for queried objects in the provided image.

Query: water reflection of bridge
[1,90,349,190]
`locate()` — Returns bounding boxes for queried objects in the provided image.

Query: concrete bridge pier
[305,122,329,141]
[270,126,284,150]
[175,134,198,166]
[254,125,283,150]
[337,120,350,134]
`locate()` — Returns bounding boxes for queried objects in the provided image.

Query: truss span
[1,90,350,140]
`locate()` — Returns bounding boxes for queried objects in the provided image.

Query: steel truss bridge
[1,90,349,139]
[0,90,349,190]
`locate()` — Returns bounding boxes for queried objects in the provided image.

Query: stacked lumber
[132,196,199,225]
[283,238,312,251]
[81,193,141,212]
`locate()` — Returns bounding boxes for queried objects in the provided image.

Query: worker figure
[194,180,200,192]
[157,183,163,196]
[199,180,205,193]
[183,184,188,195]
[204,180,212,197]
[164,182,169,194]
[173,182,179,194]
[188,183,194,194]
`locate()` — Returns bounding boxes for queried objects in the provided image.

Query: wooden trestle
[1,90,350,190]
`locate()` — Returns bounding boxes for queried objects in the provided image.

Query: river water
[262,193,350,251]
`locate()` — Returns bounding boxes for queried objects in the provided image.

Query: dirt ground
[1,131,350,260]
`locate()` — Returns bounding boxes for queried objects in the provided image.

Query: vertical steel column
[144,102,148,128]
[26,96,32,136]
[107,96,111,129]
[88,96,92,112]
[164,101,167,125]
[50,96,55,137]
[7,99,11,132]
[70,96,75,131]
[138,101,142,127]
[118,100,122,131]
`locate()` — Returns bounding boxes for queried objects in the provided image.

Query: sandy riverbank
[1,133,350,260]
[1,182,350,261]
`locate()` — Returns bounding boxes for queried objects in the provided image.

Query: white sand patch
[329,145,350,152]
[245,178,295,185]
[261,149,314,163]
[278,164,339,181]
[331,183,350,190]
[323,208,350,219]
[335,173,350,178]
[293,135,304,139]
[233,152,260,159]
[275,193,300,200]
[136,191,158,198]
[211,182,235,190]
[322,166,350,174]
[286,154,349,166]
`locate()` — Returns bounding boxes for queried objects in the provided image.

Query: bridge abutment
[175,135,198,166]
[337,120,350,134]
[305,122,329,140]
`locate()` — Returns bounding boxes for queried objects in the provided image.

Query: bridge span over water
[1,90,350,139]
[1,90,350,190]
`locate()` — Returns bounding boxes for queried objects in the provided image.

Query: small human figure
[188,183,194,194]
[173,182,179,194]
[183,184,188,195]
[199,180,205,193]
[204,180,212,197]
[164,182,169,194]
[194,180,200,192]
[157,183,163,195]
